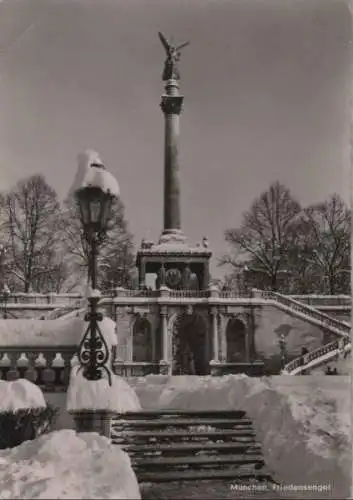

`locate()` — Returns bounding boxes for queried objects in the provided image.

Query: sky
[0,0,351,278]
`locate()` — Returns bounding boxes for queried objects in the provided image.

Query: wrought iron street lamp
[73,151,120,386]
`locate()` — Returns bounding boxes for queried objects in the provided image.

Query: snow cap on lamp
[68,149,120,199]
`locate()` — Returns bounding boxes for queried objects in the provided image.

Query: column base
[159,229,186,244]
[159,360,171,375]
[70,410,114,438]
[209,359,221,376]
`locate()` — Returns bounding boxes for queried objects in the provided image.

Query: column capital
[210,305,218,316]
[160,95,184,115]
[159,286,170,298]
[160,305,168,316]
[208,284,219,298]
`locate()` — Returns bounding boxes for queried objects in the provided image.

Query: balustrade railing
[168,289,210,298]
[112,361,160,377]
[5,293,83,305]
[254,289,351,336]
[0,346,76,391]
[289,295,351,307]
[284,337,350,374]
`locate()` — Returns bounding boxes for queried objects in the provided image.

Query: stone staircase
[111,410,276,485]
[253,289,350,338]
[253,289,351,375]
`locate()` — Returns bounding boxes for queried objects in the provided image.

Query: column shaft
[161,310,168,361]
[211,308,219,362]
[164,113,181,231]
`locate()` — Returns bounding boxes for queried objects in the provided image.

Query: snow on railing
[115,289,159,298]
[168,289,210,298]
[289,295,351,307]
[5,293,83,305]
[112,361,160,377]
[254,289,351,336]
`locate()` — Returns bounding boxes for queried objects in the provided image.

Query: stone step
[112,418,253,428]
[117,409,247,419]
[132,453,265,468]
[137,468,274,483]
[112,429,257,440]
[118,441,262,454]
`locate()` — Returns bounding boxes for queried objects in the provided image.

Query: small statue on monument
[181,265,191,289]
[158,264,166,287]
[158,32,190,81]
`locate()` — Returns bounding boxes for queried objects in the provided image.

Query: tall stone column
[160,79,185,243]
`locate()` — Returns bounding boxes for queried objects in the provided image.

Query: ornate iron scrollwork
[77,306,112,386]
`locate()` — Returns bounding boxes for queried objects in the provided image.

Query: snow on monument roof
[68,149,120,198]
[139,241,212,255]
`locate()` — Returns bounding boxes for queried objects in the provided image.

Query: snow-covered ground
[0,430,140,499]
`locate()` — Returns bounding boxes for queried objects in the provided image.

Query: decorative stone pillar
[71,410,113,438]
[161,306,169,361]
[244,326,250,363]
[203,263,210,290]
[210,306,219,362]
[139,258,146,288]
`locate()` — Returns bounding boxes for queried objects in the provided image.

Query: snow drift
[127,374,350,499]
[0,379,46,412]
[0,430,140,499]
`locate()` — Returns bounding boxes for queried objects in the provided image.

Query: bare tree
[297,194,351,294]
[221,182,302,291]
[0,175,65,293]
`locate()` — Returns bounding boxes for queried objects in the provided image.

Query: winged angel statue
[158,32,190,81]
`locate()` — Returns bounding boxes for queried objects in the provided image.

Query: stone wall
[254,306,326,360]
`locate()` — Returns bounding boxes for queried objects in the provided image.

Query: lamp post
[278,333,287,370]
[73,152,120,386]
[1,284,10,319]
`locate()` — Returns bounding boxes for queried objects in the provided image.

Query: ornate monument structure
[136,33,212,292]
[115,33,260,377]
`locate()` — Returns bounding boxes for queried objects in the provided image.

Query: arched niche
[226,317,246,362]
[172,312,209,375]
[132,316,152,362]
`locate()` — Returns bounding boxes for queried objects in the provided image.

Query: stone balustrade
[284,336,350,374]
[4,293,83,305]
[0,346,76,391]
[112,361,160,377]
[289,295,351,307]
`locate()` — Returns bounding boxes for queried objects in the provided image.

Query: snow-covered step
[113,429,257,441]
[115,409,247,419]
[113,409,274,485]
[133,453,265,469]
[137,468,274,483]
[113,417,253,429]
[121,441,261,453]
